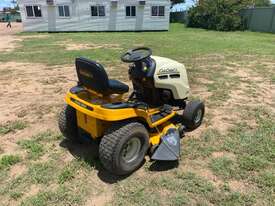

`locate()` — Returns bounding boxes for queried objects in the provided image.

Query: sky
[0,0,275,10]
[0,0,14,9]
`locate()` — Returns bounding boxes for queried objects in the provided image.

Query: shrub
[187,0,271,31]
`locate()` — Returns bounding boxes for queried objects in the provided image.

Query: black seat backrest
[75,57,109,94]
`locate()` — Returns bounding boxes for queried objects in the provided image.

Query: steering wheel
[121,47,152,63]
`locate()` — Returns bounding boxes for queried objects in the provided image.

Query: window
[26,6,34,17]
[151,6,165,17]
[58,5,70,17]
[26,5,42,17]
[126,6,136,17]
[91,6,105,17]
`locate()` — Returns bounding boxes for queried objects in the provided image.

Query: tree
[250,0,271,7]
[187,0,271,31]
[171,0,185,7]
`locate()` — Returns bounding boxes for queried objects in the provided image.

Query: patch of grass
[21,185,83,206]
[254,171,275,190]
[0,120,27,135]
[28,162,57,184]
[170,194,189,206]
[181,129,220,159]
[113,172,215,206]
[174,172,214,195]
[221,108,275,177]
[17,131,63,160]
[0,155,20,170]
[210,192,256,206]
[209,157,239,179]
[33,130,63,142]
[10,191,23,200]
[114,179,161,206]
[2,24,275,66]
[58,166,75,184]
[18,140,44,160]
[238,155,268,172]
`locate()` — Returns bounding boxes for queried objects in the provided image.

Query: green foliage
[187,0,271,31]
[253,0,271,7]
[171,0,185,6]
[0,155,20,169]
[0,120,27,135]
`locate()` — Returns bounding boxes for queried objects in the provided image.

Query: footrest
[150,105,173,123]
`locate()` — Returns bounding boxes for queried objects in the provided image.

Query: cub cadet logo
[158,68,179,75]
[79,69,93,78]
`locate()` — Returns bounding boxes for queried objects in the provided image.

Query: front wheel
[99,122,149,175]
[182,100,205,131]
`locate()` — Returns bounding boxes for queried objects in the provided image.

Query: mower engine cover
[152,56,190,100]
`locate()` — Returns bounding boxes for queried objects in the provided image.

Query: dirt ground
[0,23,23,52]
[0,23,78,160]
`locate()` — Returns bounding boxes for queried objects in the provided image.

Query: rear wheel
[182,100,205,131]
[99,122,149,175]
[58,104,78,141]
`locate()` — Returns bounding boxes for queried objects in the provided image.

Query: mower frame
[65,88,177,146]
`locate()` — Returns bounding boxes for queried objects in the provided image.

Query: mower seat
[75,57,129,95]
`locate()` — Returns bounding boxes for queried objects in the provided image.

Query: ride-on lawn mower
[59,47,204,175]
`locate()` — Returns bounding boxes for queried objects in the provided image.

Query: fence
[0,13,21,22]
[170,11,187,23]
[242,7,275,33]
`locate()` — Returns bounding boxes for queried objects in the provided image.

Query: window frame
[151,6,165,17]
[25,5,43,18]
[90,5,106,17]
[125,6,136,17]
[58,5,70,18]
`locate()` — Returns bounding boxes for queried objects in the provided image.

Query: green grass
[21,185,83,206]
[17,131,63,160]
[0,155,21,170]
[1,24,275,66]
[18,140,44,160]
[0,120,27,135]
[28,162,57,184]
[0,24,274,206]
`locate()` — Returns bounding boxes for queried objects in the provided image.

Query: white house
[18,0,171,32]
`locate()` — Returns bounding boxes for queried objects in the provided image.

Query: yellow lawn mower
[58,47,205,175]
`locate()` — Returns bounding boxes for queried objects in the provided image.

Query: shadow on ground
[60,138,179,183]
[60,138,132,184]
[148,160,179,172]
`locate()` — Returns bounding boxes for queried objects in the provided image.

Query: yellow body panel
[76,111,107,139]
[66,92,176,128]
[66,91,177,143]
[149,123,177,145]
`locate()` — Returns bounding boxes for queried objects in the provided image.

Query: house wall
[18,0,170,32]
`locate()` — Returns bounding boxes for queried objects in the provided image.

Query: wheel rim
[121,137,141,163]
[194,109,203,124]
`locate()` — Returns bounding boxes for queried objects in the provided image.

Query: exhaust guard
[151,128,181,161]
